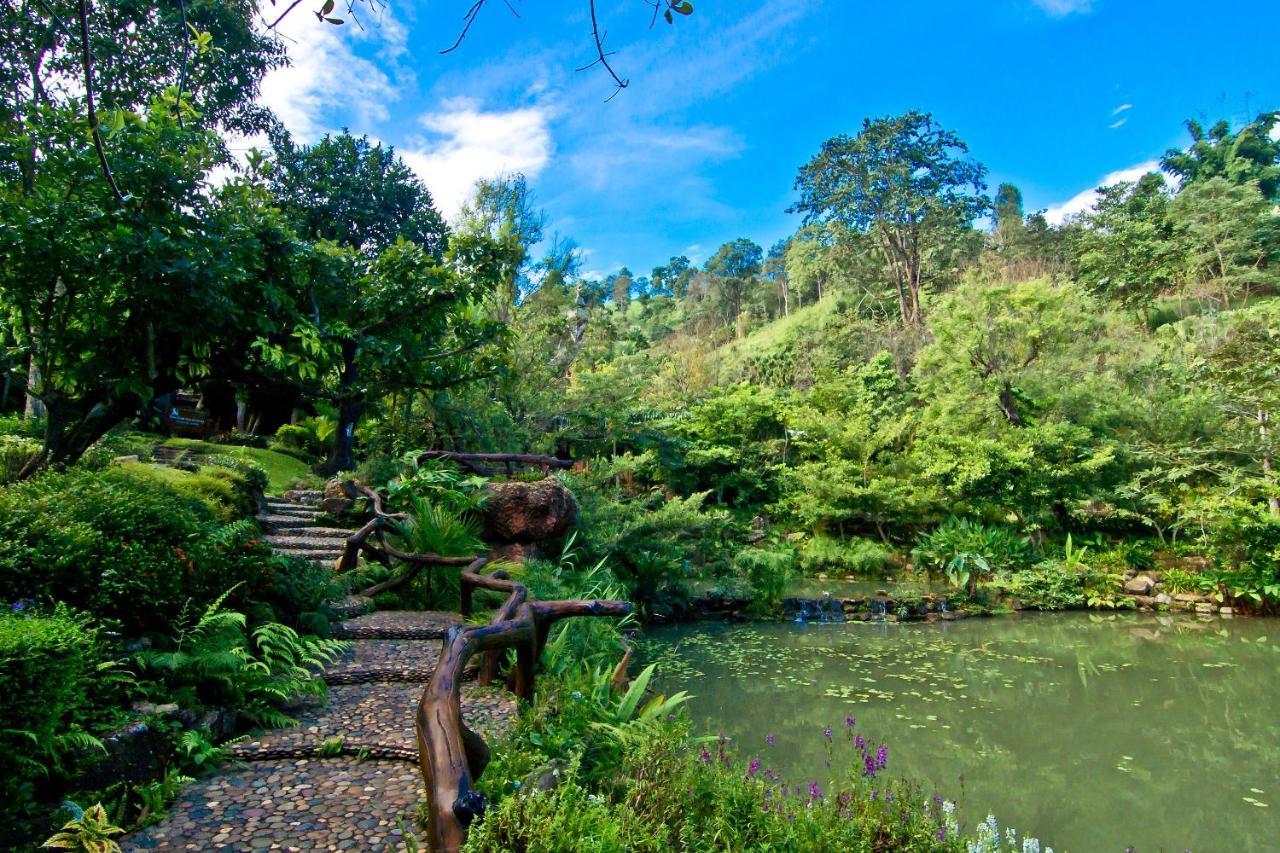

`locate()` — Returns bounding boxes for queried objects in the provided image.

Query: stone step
[329,595,375,620]
[119,757,426,851]
[256,513,324,528]
[261,502,321,516]
[334,611,463,641]
[264,535,351,550]
[323,639,442,685]
[276,526,354,539]
[269,546,346,561]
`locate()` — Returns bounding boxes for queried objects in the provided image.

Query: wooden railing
[335,481,630,851]
[417,451,574,478]
[423,566,629,850]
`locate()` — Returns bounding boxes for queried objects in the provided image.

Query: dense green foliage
[1,5,1278,847]
[0,462,332,633]
[0,608,112,833]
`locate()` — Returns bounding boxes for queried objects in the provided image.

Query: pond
[644,613,1280,852]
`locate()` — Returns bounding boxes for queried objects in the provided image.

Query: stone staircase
[121,497,517,851]
[257,493,351,568]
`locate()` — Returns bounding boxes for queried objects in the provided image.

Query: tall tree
[651,255,693,297]
[0,101,273,474]
[791,111,989,325]
[1161,112,1280,200]
[262,132,502,472]
[993,182,1025,250]
[1168,177,1280,304]
[1070,172,1179,313]
[1198,307,1280,515]
[455,173,545,322]
[703,238,763,332]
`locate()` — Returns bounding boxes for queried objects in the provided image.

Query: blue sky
[258,0,1280,278]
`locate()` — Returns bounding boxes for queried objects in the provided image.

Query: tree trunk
[1261,409,1279,517]
[24,357,45,420]
[321,341,364,475]
[18,394,134,479]
[997,382,1026,427]
[0,359,11,411]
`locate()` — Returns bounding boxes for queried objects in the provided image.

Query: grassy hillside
[161,438,317,493]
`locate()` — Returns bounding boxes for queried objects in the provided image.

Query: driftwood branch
[418,450,573,477]
[417,561,629,850]
[330,476,630,849]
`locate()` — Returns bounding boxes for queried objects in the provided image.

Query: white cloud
[1112,103,1132,115]
[257,14,402,141]
[1109,117,1128,129]
[1044,161,1163,224]
[1033,0,1093,16]
[399,98,555,220]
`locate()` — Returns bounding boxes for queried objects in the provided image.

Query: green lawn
[161,438,318,493]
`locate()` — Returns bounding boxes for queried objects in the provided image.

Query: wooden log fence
[334,479,630,850]
[417,450,574,478]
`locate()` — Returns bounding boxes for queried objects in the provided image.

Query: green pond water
[644,612,1280,852]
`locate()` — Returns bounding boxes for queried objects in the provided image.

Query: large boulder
[1124,575,1155,595]
[320,477,358,515]
[482,477,578,544]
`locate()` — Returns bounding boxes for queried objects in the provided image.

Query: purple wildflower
[845,716,857,728]
[823,726,833,739]
[766,734,775,746]
[747,757,761,779]
[699,747,712,764]
[875,745,888,771]
[807,780,823,800]
[936,826,947,842]
[855,734,866,750]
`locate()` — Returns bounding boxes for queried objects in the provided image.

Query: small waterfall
[784,592,846,623]
[868,597,888,621]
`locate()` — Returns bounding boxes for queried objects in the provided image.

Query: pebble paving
[237,681,515,754]
[325,639,443,683]
[120,495,518,851]
[121,758,425,851]
[335,610,463,640]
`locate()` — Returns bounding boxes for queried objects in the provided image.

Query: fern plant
[135,587,346,727]
[393,497,484,557]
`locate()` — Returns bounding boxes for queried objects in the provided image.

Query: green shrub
[0,435,39,484]
[0,468,297,634]
[912,517,1031,595]
[1001,561,1086,610]
[0,414,42,438]
[271,424,316,455]
[204,456,269,508]
[1210,505,1280,609]
[0,608,111,836]
[110,460,263,522]
[799,535,892,576]
[734,545,796,608]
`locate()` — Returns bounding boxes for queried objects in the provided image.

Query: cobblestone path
[123,494,516,852]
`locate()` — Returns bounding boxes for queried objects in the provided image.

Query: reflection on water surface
[645,613,1280,852]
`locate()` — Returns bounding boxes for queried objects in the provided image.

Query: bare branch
[581,0,628,97]
[441,0,487,54]
[76,0,126,203]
